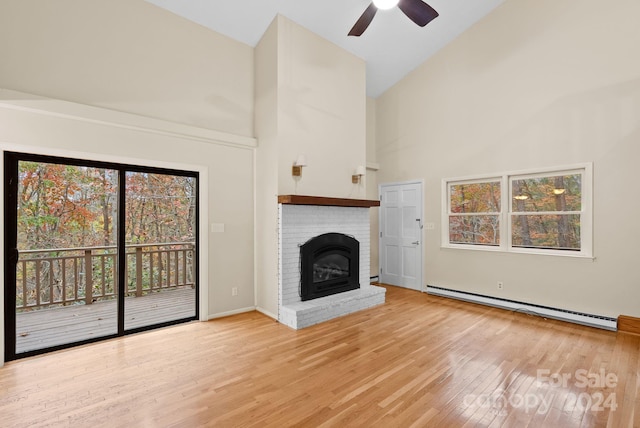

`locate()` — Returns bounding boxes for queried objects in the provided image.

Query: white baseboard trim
[208,306,256,320]
[426,285,617,331]
[256,307,278,320]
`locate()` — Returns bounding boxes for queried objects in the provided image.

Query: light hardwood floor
[1,284,638,427]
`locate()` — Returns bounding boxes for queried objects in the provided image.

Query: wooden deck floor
[15,287,196,354]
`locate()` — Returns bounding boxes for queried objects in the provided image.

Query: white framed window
[447,178,502,247]
[442,164,592,257]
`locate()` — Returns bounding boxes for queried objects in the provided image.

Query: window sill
[441,244,595,260]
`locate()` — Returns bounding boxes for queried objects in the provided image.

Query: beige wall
[366,97,380,277]
[376,0,640,317]
[0,0,254,137]
[0,97,256,367]
[276,17,367,199]
[254,19,280,317]
[0,0,257,366]
[254,16,368,315]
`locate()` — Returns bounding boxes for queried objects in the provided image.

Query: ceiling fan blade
[398,0,439,27]
[348,2,378,36]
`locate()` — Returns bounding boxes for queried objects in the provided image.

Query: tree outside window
[448,180,501,246]
[443,165,591,257]
[511,173,582,251]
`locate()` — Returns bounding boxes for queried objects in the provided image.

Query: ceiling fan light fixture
[349,0,438,37]
[372,0,399,10]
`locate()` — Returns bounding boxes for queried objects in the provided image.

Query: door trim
[378,180,424,292]
[4,151,200,360]
[1,144,209,365]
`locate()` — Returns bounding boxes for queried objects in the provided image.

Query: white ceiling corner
[145,0,505,98]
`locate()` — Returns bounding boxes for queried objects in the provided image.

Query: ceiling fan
[348,0,439,37]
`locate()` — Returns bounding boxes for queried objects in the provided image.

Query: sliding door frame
[3,151,200,361]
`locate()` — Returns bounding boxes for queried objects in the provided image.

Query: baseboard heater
[426,285,617,331]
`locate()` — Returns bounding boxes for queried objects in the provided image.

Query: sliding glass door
[123,171,197,331]
[10,160,119,355]
[4,152,198,360]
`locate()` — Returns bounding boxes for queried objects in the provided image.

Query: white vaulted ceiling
[145,0,505,98]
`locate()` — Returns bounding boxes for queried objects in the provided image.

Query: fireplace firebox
[300,233,360,301]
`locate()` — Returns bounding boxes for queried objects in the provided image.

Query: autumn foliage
[449,174,582,250]
[18,161,196,251]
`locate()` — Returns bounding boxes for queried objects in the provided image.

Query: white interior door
[379,181,423,291]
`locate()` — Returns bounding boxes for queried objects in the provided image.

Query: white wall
[376,0,640,318]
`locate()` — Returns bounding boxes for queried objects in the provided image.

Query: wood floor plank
[1,284,638,427]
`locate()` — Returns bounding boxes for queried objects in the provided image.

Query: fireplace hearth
[278,196,385,329]
[300,233,360,301]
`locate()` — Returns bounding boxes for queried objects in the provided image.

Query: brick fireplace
[278,195,386,329]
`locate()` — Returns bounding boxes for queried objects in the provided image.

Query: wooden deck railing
[16,242,195,311]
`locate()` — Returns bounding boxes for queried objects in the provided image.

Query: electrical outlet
[497,281,504,290]
[232,287,238,296]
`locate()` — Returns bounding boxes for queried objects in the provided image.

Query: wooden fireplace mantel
[278,195,380,208]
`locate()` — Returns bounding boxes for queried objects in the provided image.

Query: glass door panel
[5,153,198,361]
[15,161,119,354]
[123,171,197,330]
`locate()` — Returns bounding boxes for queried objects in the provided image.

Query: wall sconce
[352,165,366,184]
[292,155,307,177]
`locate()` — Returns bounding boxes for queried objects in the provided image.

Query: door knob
[412,241,419,245]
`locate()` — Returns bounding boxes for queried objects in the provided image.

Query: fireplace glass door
[300,233,359,301]
[314,253,349,283]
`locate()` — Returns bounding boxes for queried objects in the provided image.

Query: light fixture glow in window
[443,164,592,257]
[373,0,399,10]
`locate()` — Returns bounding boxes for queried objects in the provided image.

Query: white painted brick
[277,202,385,329]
